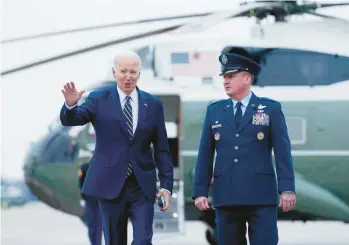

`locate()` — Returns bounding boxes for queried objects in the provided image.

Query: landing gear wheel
[206,229,217,245]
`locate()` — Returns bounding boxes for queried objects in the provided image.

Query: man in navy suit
[60,50,173,245]
[192,53,296,245]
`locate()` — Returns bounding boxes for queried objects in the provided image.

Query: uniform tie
[235,101,242,129]
[123,96,133,177]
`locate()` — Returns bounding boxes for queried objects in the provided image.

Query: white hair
[113,50,142,70]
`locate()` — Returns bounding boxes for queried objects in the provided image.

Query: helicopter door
[152,94,185,237]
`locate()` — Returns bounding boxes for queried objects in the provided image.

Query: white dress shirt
[117,85,138,134]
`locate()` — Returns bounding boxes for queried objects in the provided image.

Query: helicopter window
[224,47,349,86]
[330,55,349,85]
[256,49,331,86]
[40,135,78,164]
[134,46,153,70]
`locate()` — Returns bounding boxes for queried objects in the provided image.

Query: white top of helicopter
[82,0,349,104]
[81,0,349,65]
[123,21,349,65]
[151,17,349,56]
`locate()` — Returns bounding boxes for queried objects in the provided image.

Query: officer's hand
[156,189,170,212]
[279,192,296,212]
[195,196,210,211]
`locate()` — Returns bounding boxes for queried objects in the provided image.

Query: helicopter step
[154,177,185,235]
[152,93,185,236]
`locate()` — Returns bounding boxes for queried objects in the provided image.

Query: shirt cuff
[65,102,77,110]
[160,188,171,195]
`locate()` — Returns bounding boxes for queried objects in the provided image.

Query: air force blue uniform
[61,85,173,245]
[193,53,295,245]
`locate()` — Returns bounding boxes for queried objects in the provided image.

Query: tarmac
[2,202,349,245]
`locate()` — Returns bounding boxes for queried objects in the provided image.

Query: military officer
[79,161,103,245]
[192,53,296,245]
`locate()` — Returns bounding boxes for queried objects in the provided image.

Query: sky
[1,0,349,179]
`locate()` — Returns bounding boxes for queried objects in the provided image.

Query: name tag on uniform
[212,124,222,129]
[252,112,269,126]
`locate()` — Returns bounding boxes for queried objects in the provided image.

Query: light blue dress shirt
[231,91,252,115]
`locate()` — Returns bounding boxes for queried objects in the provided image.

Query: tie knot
[126,96,131,103]
[236,101,242,108]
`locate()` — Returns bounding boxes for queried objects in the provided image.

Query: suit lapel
[107,87,129,137]
[132,87,148,141]
[223,99,237,132]
[237,93,258,132]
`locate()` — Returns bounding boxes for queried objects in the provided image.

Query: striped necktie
[123,96,133,177]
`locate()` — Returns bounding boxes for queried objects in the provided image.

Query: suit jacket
[60,85,173,200]
[192,92,295,207]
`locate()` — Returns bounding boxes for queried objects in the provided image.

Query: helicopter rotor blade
[3,1,348,75]
[1,13,211,44]
[241,0,349,8]
[1,3,279,76]
[171,2,283,34]
[305,9,349,22]
[1,24,181,76]
[316,2,349,8]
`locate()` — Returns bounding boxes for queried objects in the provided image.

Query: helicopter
[7,0,349,244]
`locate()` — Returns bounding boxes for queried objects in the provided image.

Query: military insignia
[258,104,267,109]
[212,124,222,129]
[221,54,228,64]
[212,121,221,129]
[214,132,220,141]
[252,112,269,126]
[257,132,264,140]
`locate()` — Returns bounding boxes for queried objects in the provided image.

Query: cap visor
[219,69,239,76]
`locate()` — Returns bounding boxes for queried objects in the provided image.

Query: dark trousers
[98,174,155,245]
[215,205,278,245]
[84,196,103,245]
